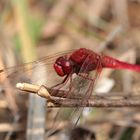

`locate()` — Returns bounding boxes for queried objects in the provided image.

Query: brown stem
[47,97,140,108]
[16,83,140,108]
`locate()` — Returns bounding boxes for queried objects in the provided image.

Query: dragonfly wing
[0,50,76,91]
[61,54,103,129]
[45,53,103,138]
[0,50,74,82]
[77,53,103,99]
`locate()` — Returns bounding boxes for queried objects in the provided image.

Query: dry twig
[16,83,140,108]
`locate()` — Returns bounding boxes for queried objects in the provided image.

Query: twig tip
[16,83,24,89]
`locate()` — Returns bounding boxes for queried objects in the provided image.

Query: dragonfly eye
[54,57,72,77]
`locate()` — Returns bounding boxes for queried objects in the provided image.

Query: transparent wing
[46,53,103,138]
[0,49,75,91]
[0,49,74,79]
[66,54,103,127]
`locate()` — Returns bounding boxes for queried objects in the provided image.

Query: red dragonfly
[1,47,140,105]
[52,47,140,97]
[1,47,140,135]
[48,47,140,136]
[54,48,140,78]
[1,47,140,87]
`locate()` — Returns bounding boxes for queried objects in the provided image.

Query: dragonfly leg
[62,74,73,98]
[50,74,71,90]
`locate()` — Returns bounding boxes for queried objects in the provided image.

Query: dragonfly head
[54,56,73,77]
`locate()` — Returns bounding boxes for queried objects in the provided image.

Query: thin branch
[16,83,140,108]
[47,97,140,108]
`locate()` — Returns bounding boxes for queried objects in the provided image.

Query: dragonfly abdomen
[102,55,140,72]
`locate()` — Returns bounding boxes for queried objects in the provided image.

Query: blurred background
[0,0,140,140]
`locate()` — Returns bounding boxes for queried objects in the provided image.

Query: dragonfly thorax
[54,56,73,77]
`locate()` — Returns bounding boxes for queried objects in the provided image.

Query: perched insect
[54,48,140,77]
[52,47,140,94]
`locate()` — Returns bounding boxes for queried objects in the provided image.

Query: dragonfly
[46,47,140,137]
[0,47,140,138]
[50,47,140,102]
[54,48,140,78]
[1,47,140,89]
